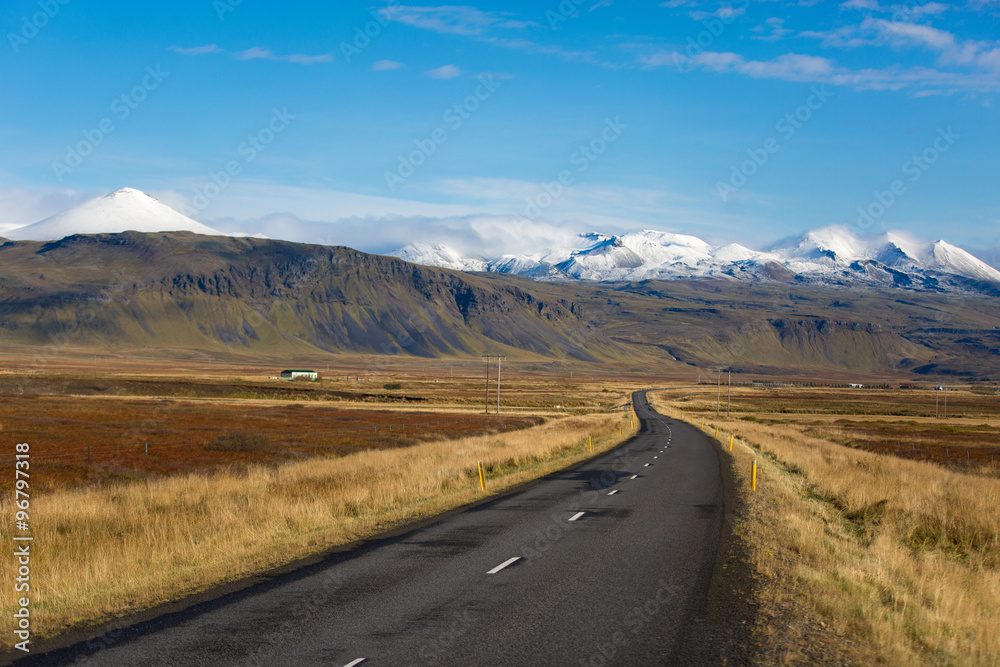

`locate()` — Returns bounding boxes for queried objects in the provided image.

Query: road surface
[18,390,749,666]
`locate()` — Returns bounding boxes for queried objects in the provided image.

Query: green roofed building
[279,369,318,380]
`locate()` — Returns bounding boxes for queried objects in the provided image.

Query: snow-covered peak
[4,188,225,241]
[712,243,770,263]
[389,224,1000,290]
[773,225,867,263]
[389,242,486,272]
[926,240,1000,283]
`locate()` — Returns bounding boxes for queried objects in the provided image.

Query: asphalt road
[20,390,746,666]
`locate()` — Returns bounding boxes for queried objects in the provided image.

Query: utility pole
[497,356,501,415]
[943,386,947,418]
[717,369,721,417]
[482,354,506,414]
[727,370,731,417]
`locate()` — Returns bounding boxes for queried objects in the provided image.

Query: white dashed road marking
[487,557,521,574]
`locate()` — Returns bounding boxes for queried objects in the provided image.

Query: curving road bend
[17,391,747,666]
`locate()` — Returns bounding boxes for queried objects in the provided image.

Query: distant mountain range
[391,227,1000,292]
[3,188,998,294]
[1,231,998,378]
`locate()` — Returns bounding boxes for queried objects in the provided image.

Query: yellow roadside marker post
[589,436,593,452]
[751,460,757,491]
[729,435,734,452]
[478,461,486,491]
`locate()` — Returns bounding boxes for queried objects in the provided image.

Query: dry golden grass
[0,410,635,646]
[651,391,1000,666]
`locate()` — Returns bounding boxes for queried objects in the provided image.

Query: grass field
[0,395,546,491]
[677,384,1000,471]
[0,356,638,492]
[0,361,639,648]
[652,385,1000,666]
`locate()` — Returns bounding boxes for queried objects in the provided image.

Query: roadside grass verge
[651,393,1000,666]
[0,409,636,647]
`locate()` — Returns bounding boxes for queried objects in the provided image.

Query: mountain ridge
[0,231,620,362]
[5,187,997,293]
[391,226,1000,292]
[1,231,998,378]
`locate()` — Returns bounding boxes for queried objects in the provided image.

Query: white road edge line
[569,511,585,521]
[342,659,366,667]
[608,490,619,495]
[487,557,521,574]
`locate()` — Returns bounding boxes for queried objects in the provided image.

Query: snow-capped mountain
[390,226,1000,291]
[4,188,225,241]
[392,242,487,272]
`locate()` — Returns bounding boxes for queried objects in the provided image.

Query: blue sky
[1,0,998,256]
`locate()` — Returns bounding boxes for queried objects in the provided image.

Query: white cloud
[821,18,1000,72]
[236,47,276,61]
[0,187,97,230]
[690,5,746,21]
[686,51,837,81]
[168,44,222,56]
[389,6,535,36]
[752,18,793,42]
[287,53,335,65]
[121,177,719,256]
[840,0,881,9]
[236,47,333,64]
[372,59,405,71]
[425,64,463,79]
[840,0,949,18]
[645,48,1000,92]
